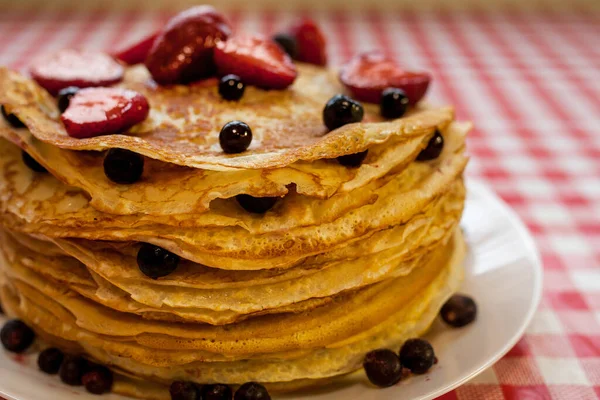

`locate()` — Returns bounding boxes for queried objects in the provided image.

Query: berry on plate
[215,35,297,90]
[340,51,430,105]
[145,6,231,84]
[399,338,436,374]
[440,294,477,327]
[82,365,114,394]
[38,348,64,375]
[29,49,124,95]
[363,349,403,387]
[201,383,232,400]
[1,319,35,353]
[59,356,86,386]
[170,380,200,400]
[60,87,150,138]
[234,382,271,400]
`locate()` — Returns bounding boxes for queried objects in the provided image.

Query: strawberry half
[30,49,124,96]
[113,32,158,65]
[61,88,150,138]
[290,19,327,66]
[145,5,231,85]
[339,52,431,104]
[214,35,297,90]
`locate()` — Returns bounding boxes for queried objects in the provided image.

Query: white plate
[0,180,542,400]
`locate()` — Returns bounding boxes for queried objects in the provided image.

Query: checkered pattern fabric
[0,4,599,400]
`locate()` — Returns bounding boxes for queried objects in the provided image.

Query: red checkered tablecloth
[0,4,599,400]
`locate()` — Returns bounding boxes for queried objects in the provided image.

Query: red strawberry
[145,5,231,85]
[339,52,431,104]
[113,32,158,65]
[214,35,297,90]
[290,19,327,66]
[61,88,150,138]
[30,49,124,96]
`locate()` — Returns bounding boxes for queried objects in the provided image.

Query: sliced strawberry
[339,52,431,104]
[30,50,124,96]
[214,35,297,90]
[113,32,158,65]
[290,19,327,66]
[145,5,231,85]
[61,88,149,138]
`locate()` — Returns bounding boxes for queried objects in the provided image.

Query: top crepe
[0,63,450,171]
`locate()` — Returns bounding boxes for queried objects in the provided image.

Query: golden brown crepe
[0,59,470,398]
[0,231,465,387]
[0,64,452,170]
[0,121,468,270]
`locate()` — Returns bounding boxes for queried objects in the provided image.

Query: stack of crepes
[0,62,469,399]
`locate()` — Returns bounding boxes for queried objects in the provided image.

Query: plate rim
[418,179,544,400]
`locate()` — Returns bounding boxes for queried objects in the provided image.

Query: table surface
[0,5,599,400]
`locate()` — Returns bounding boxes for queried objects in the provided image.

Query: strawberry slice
[339,52,431,104]
[113,32,158,65]
[145,5,231,85]
[290,19,327,66]
[214,35,297,90]
[61,88,149,138]
[30,49,124,96]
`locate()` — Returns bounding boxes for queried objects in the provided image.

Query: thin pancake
[0,64,453,170]
[0,246,337,325]
[55,186,463,286]
[0,112,446,215]
[2,122,469,270]
[0,230,465,385]
[0,191,458,317]
[0,235,458,355]
[0,122,439,223]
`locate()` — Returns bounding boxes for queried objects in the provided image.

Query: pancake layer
[0,61,470,398]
